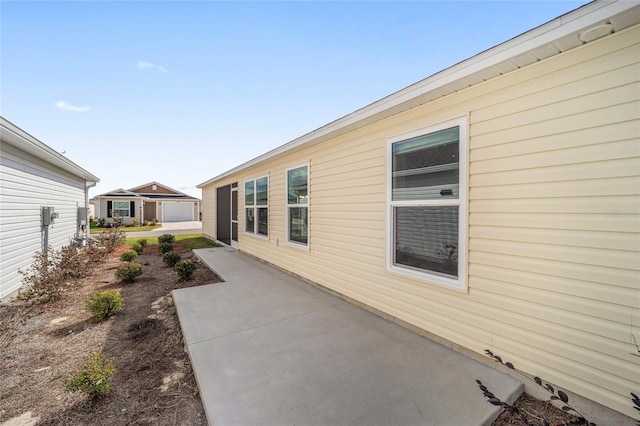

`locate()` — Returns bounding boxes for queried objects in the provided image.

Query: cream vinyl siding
[200,24,640,418]
[0,143,87,298]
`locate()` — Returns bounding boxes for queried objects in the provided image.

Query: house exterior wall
[0,142,87,299]
[201,25,640,417]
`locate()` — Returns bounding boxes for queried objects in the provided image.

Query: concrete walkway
[173,247,522,426]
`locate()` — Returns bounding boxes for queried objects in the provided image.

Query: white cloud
[136,60,168,73]
[55,101,90,112]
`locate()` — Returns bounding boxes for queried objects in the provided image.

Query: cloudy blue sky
[2,1,587,198]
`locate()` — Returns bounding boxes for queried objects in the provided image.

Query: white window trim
[244,175,269,239]
[386,116,467,291]
[112,200,131,218]
[285,163,310,250]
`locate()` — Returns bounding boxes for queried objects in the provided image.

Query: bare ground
[0,242,581,426]
[0,243,220,425]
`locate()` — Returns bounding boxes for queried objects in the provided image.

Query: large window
[286,164,308,247]
[111,201,131,218]
[245,176,268,237]
[388,118,466,289]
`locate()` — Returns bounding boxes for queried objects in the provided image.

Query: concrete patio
[173,247,523,426]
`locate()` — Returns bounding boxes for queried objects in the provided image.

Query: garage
[162,202,194,222]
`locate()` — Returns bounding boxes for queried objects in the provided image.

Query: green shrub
[115,262,142,283]
[162,251,182,268]
[158,234,175,244]
[65,351,115,399]
[86,289,123,322]
[120,250,138,262]
[96,217,106,227]
[174,260,196,280]
[158,242,173,254]
[131,242,143,254]
[137,238,148,248]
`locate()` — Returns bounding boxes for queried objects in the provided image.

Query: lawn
[125,233,220,249]
[90,224,161,233]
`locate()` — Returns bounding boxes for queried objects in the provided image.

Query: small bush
[18,244,95,302]
[174,260,196,280]
[65,351,115,399]
[162,251,182,268]
[158,242,173,254]
[137,238,148,248]
[131,242,143,254]
[96,217,106,227]
[158,234,175,244]
[86,289,123,322]
[120,250,138,262]
[90,227,125,253]
[115,262,142,283]
[132,218,139,226]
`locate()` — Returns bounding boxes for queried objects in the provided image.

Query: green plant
[131,242,143,254]
[96,217,106,227]
[64,351,115,399]
[115,262,142,283]
[120,250,138,262]
[137,238,148,248]
[158,234,175,244]
[174,260,196,280]
[477,350,595,426]
[110,210,123,227]
[132,218,139,226]
[158,242,173,254]
[86,289,123,322]
[162,251,182,267]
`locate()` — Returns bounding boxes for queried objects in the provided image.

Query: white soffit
[199,1,640,188]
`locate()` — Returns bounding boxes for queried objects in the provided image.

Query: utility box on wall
[77,207,88,227]
[41,206,57,226]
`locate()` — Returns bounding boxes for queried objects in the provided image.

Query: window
[112,201,131,218]
[388,118,466,289]
[245,176,268,237]
[286,164,308,246]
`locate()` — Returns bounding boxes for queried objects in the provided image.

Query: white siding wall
[201,25,640,418]
[0,142,86,298]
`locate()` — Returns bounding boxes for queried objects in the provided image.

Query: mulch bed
[0,243,220,425]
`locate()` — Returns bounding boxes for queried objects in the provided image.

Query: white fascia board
[198,0,635,188]
[1,117,100,183]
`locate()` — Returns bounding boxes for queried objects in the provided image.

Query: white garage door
[163,202,193,222]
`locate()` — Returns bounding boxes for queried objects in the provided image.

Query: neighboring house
[0,117,99,299]
[198,1,640,419]
[91,182,200,224]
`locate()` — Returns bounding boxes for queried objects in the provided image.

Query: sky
[1,0,588,199]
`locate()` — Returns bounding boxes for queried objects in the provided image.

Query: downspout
[86,181,97,236]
